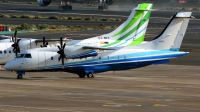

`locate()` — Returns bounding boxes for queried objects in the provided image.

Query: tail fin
[148,12,192,50]
[102,3,153,47]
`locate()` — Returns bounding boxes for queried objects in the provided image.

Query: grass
[0,13,125,22]
[4,23,118,32]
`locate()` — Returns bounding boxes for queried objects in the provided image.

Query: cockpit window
[24,54,32,58]
[16,54,24,58]
[0,50,2,54]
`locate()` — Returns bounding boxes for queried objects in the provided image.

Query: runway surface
[0,3,199,112]
[0,65,200,112]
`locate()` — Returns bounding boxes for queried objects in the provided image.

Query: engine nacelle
[37,0,51,6]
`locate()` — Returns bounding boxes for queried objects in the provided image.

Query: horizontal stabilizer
[176,12,191,18]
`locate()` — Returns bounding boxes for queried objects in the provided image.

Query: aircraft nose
[4,62,10,70]
[4,60,17,70]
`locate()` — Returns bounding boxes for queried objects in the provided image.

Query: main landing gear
[78,72,94,78]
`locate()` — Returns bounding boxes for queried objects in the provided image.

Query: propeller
[57,36,66,69]
[11,29,21,56]
[40,36,48,47]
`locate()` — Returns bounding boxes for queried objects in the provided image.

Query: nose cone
[4,59,20,70]
[4,61,13,70]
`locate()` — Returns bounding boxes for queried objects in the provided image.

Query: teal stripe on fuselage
[39,49,186,69]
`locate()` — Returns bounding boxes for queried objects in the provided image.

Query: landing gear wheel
[87,72,94,78]
[78,74,86,78]
[17,74,23,79]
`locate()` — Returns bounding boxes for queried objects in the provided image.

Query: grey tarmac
[0,65,200,112]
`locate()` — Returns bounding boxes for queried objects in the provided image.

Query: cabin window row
[0,50,13,54]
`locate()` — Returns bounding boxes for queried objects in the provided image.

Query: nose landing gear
[16,71,25,79]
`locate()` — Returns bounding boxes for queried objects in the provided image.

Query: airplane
[38,0,113,10]
[4,12,192,79]
[0,31,69,64]
[0,3,153,65]
[37,0,111,6]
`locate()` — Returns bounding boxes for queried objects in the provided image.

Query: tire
[87,72,94,78]
[17,74,23,79]
[78,74,85,78]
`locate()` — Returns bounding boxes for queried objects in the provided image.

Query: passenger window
[24,54,32,58]
[4,50,6,54]
[0,50,2,54]
[16,54,24,58]
[9,50,11,53]
[51,57,53,60]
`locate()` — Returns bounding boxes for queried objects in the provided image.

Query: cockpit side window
[16,54,24,58]
[4,50,6,54]
[24,54,32,58]
[0,50,2,54]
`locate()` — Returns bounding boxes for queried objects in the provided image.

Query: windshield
[15,54,32,58]
[24,54,32,58]
[16,54,24,58]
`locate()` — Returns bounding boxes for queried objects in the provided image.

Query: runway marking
[0,104,72,112]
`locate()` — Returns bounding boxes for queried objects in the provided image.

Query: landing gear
[16,71,25,79]
[77,72,94,78]
[78,74,86,78]
[87,72,94,78]
[17,74,23,79]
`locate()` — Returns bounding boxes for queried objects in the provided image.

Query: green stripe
[128,34,145,46]
[112,4,150,37]
[112,11,143,37]
[103,9,152,47]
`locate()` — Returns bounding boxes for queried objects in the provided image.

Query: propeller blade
[58,55,61,61]
[43,36,45,47]
[57,46,61,50]
[14,30,17,43]
[17,39,21,43]
[63,43,66,49]
[62,57,64,69]
[60,36,63,48]
[15,50,17,56]
[11,36,14,42]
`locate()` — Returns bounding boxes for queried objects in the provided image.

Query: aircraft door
[45,52,53,67]
[38,52,46,68]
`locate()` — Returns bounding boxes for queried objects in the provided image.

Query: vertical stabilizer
[101,3,153,47]
[147,12,191,50]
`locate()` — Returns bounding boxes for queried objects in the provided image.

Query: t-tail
[100,3,153,47]
[144,12,192,51]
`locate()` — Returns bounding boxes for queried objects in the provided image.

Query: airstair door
[38,52,46,68]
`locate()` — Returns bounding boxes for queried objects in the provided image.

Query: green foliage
[37,24,49,30]
[20,15,35,19]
